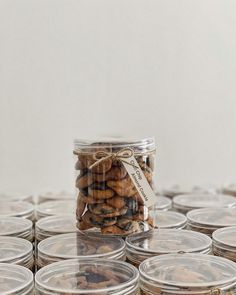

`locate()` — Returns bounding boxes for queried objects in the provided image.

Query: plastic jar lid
[222,183,236,196]
[0,201,34,220]
[0,263,34,295]
[173,193,236,213]
[151,210,187,229]
[154,196,172,210]
[187,208,236,235]
[212,226,236,262]
[38,191,75,204]
[0,217,33,241]
[0,236,33,269]
[126,229,212,266]
[36,214,77,241]
[162,185,192,198]
[0,192,33,203]
[36,200,76,220]
[37,233,126,267]
[139,253,236,294]
[35,259,139,295]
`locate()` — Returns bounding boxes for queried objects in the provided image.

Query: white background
[0,0,236,194]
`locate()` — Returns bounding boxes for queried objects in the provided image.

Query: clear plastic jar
[0,201,35,221]
[154,196,172,210]
[162,185,192,199]
[35,214,77,242]
[74,137,156,236]
[0,192,34,203]
[36,200,76,220]
[0,236,34,270]
[0,217,33,242]
[38,191,75,204]
[37,232,126,268]
[187,208,236,236]
[173,193,236,214]
[35,258,139,295]
[150,210,187,229]
[139,253,236,295]
[0,263,34,295]
[126,229,212,267]
[222,183,236,197]
[213,226,236,262]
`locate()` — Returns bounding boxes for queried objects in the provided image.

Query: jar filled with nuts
[74,137,156,236]
[35,259,139,295]
[126,229,212,267]
[0,263,34,295]
[37,232,126,268]
[139,253,236,295]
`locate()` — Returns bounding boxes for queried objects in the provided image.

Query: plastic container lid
[0,201,34,220]
[35,214,78,241]
[139,253,236,293]
[151,210,187,229]
[0,237,33,268]
[173,193,236,213]
[222,183,236,196]
[36,200,76,220]
[0,192,33,203]
[38,191,75,204]
[126,229,212,255]
[0,217,33,241]
[0,263,34,295]
[35,259,139,294]
[37,233,126,267]
[154,196,172,210]
[212,226,236,261]
[162,185,192,198]
[187,208,236,229]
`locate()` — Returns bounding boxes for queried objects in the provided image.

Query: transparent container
[126,229,212,267]
[35,214,78,242]
[150,210,187,229]
[74,137,156,236]
[162,185,192,199]
[173,193,236,214]
[0,263,34,295]
[154,196,172,211]
[213,226,236,262]
[35,258,139,295]
[0,236,34,270]
[0,201,35,221]
[0,217,33,242]
[38,191,75,204]
[36,200,76,220]
[222,183,236,197]
[37,232,126,268]
[139,253,236,295]
[187,208,236,236]
[0,192,34,204]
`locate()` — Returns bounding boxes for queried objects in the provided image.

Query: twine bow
[89,147,139,170]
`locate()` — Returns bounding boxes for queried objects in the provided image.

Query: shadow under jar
[74,137,156,236]
[35,258,139,295]
[0,263,34,295]
[37,232,126,268]
[139,253,236,295]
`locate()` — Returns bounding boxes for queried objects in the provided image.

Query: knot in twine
[89,147,139,170]
[210,288,221,295]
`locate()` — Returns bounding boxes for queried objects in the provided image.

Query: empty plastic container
[0,217,33,241]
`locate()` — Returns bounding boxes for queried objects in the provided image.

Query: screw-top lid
[213,226,236,250]
[35,259,139,294]
[151,210,187,229]
[222,183,236,196]
[0,217,32,237]
[139,253,236,292]
[173,193,236,212]
[37,233,125,266]
[154,196,172,210]
[38,191,75,203]
[0,263,34,295]
[36,200,76,219]
[162,185,192,198]
[0,236,33,264]
[126,229,212,256]
[0,201,34,219]
[187,208,236,228]
[0,192,33,203]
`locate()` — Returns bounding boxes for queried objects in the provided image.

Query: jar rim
[0,217,32,236]
[0,201,34,218]
[152,210,187,229]
[213,226,236,250]
[35,258,139,294]
[36,200,76,217]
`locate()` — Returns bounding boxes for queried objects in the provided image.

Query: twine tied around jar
[89,147,139,170]
[210,288,221,295]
